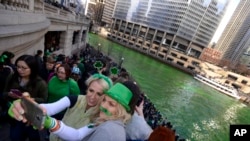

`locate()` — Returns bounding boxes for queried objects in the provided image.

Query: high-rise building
[86,0,105,24]
[102,0,116,27]
[108,0,228,59]
[215,0,250,66]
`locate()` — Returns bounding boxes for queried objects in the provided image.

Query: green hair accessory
[110,67,119,75]
[104,83,132,112]
[45,50,51,56]
[93,61,103,70]
[0,54,8,63]
[92,73,113,88]
[100,106,112,116]
[80,58,84,62]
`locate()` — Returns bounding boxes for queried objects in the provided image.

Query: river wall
[107,37,196,75]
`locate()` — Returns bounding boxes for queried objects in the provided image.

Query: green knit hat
[104,83,132,112]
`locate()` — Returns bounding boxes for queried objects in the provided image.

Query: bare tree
[235,63,248,75]
[218,59,230,69]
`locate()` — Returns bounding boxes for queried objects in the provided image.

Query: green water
[88,33,250,141]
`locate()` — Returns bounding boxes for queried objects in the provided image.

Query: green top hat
[104,83,132,112]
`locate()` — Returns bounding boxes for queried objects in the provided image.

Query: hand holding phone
[9,89,22,98]
[21,97,46,130]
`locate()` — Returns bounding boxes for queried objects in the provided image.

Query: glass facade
[111,0,228,52]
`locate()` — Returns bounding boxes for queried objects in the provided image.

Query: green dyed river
[88,33,250,141]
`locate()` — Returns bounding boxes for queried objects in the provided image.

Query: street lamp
[118,57,124,68]
[97,43,101,54]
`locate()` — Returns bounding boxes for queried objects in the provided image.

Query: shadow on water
[88,33,250,141]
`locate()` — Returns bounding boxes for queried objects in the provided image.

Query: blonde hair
[85,76,111,121]
[94,101,131,125]
[85,75,110,92]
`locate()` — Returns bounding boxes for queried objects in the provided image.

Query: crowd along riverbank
[84,42,186,140]
[88,33,250,141]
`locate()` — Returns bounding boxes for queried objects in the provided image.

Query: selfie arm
[53,122,95,140]
[44,116,95,140]
[40,97,71,116]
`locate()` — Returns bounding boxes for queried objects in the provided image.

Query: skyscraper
[215,0,250,66]
[102,0,116,26]
[108,0,228,59]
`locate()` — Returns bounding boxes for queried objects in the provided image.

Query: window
[241,80,248,85]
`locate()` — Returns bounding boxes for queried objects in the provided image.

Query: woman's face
[16,61,31,77]
[86,81,104,107]
[72,63,77,67]
[57,67,66,80]
[46,62,54,70]
[99,95,118,118]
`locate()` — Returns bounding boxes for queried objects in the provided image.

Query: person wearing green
[8,81,140,141]
[47,64,80,120]
[46,82,139,141]
[48,73,112,141]
[48,64,80,103]
[77,58,85,75]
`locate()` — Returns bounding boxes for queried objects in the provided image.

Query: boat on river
[194,74,241,99]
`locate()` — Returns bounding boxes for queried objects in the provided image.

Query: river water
[88,33,250,141]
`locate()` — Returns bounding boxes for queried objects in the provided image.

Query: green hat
[104,83,132,112]
[92,73,113,88]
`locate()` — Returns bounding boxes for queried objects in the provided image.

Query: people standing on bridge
[39,55,56,83]
[115,78,153,141]
[9,81,140,141]
[4,54,48,141]
[1,51,16,72]
[0,51,15,124]
[47,82,139,141]
[125,97,153,141]
[35,50,44,74]
[47,63,80,120]
[75,0,86,15]
[8,73,113,141]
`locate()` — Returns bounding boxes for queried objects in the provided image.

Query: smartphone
[21,97,46,129]
[10,89,22,96]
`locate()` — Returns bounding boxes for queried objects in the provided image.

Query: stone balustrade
[0,0,90,24]
[0,0,90,57]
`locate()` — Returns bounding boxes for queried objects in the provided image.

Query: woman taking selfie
[9,81,140,141]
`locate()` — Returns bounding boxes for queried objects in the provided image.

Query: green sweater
[48,76,80,103]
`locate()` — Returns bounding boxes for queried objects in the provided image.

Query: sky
[210,0,241,43]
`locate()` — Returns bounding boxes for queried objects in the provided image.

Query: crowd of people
[44,0,86,16]
[0,44,185,141]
